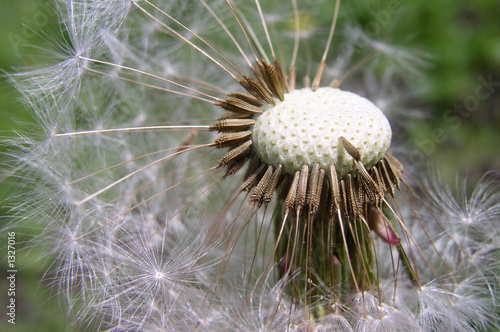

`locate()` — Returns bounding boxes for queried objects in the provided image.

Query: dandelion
[5,0,499,330]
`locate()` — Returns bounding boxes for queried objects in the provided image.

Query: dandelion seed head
[252,87,391,176]
[417,282,495,332]
[7,0,499,330]
[314,314,353,332]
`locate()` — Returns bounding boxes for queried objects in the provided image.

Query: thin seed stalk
[274,208,377,316]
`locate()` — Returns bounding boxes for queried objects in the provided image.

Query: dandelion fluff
[5,0,499,330]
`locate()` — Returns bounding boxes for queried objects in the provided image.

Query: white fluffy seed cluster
[252,87,392,176]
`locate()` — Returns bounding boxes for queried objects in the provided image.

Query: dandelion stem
[85,67,217,104]
[54,125,210,137]
[68,145,207,186]
[289,0,300,90]
[76,144,211,206]
[254,0,275,58]
[132,0,240,79]
[224,0,267,64]
[75,165,218,240]
[199,0,253,68]
[312,0,341,90]
[80,56,220,100]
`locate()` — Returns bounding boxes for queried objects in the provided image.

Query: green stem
[274,206,378,318]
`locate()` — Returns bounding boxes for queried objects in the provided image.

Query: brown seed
[329,164,341,213]
[355,161,381,204]
[370,165,387,196]
[176,131,198,152]
[251,166,274,203]
[285,171,300,211]
[227,92,263,106]
[218,140,252,166]
[258,60,284,101]
[340,179,348,217]
[306,163,320,215]
[295,165,309,213]
[213,131,252,147]
[220,111,254,120]
[209,119,256,132]
[346,174,360,216]
[339,136,361,161]
[378,160,396,197]
[241,163,266,192]
[273,57,290,94]
[224,155,251,176]
[238,75,275,105]
[216,97,263,115]
[383,155,401,190]
[307,165,324,216]
[263,164,283,204]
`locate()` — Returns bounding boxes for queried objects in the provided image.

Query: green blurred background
[0,0,498,330]
[1,3,76,331]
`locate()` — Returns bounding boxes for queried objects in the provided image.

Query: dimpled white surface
[252,87,392,176]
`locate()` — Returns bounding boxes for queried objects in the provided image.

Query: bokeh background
[0,0,498,330]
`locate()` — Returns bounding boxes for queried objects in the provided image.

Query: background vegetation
[1,0,498,330]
